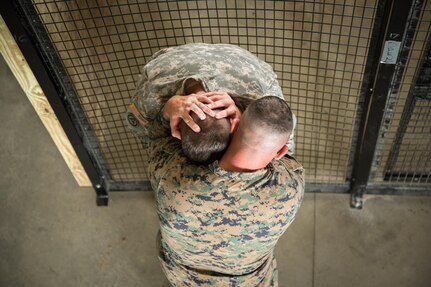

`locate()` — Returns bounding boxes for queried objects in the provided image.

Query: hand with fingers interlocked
[206,92,241,121]
[162,91,241,140]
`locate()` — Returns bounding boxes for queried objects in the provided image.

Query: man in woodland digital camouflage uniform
[127,44,304,286]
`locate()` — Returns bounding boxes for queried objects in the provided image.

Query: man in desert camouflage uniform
[128,43,295,155]
[127,44,304,286]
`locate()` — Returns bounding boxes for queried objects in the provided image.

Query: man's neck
[219,154,255,172]
[219,137,272,172]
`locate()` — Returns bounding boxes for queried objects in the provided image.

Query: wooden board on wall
[0,16,92,187]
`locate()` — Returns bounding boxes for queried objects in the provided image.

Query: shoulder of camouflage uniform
[280,154,304,172]
[148,46,172,63]
[127,101,149,127]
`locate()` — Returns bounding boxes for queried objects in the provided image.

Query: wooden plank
[0,16,92,187]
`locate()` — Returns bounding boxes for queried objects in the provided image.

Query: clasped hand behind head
[162,91,240,165]
[162,91,293,171]
[163,91,240,139]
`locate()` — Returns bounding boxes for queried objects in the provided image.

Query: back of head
[179,111,231,165]
[240,96,293,151]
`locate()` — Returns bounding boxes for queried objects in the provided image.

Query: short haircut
[241,96,293,143]
[179,111,231,165]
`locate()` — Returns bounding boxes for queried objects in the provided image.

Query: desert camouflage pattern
[130,43,296,154]
[132,43,283,120]
[127,112,305,287]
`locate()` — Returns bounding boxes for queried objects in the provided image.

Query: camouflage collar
[210,160,273,180]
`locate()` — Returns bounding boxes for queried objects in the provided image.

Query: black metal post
[350,0,416,209]
[1,0,109,206]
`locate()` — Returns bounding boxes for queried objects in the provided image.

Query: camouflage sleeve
[126,107,184,190]
[145,113,183,188]
[263,78,284,99]
[126,102,170,146]
[287,113,296,156]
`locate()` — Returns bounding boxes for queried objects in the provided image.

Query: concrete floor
[1,56,431,287]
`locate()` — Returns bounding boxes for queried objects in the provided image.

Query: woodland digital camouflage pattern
[126,44,305,286]
[128,112,305,287]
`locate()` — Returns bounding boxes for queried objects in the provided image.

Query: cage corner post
[349,0,417,209]
[0,0,110,206]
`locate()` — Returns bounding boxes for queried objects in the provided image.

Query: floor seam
[312,192,317,287]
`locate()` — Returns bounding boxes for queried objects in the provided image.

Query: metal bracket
[350,184,365,209]
[94,176,109,206]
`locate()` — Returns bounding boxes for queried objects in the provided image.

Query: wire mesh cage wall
[10,0,430,193]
